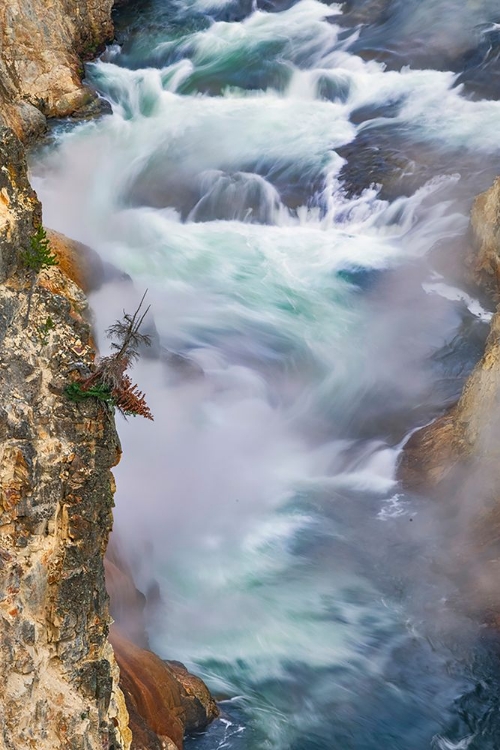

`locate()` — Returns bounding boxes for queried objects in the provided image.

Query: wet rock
[110,627,219,750]
[46,229,105,294]
[106,540,219,746]
[399,178,500,496]
[337,0,392,28]
[165,660,220,734]
[468,178,500,304]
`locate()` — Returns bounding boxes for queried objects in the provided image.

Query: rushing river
[31,0,500,747]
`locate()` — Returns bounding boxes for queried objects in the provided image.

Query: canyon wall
[0,0,115,140]
[0,126,131,750]
[399,179,500,610]
[0,1,219,747]
[400,180,500,497]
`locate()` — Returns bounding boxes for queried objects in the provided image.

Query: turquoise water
[31,0,500,747]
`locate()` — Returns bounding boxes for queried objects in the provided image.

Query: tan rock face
[468,178,500,303]
[0,0,115,139]
[0,128,40,281]
[0,125,131,749]
[399,180,500,497]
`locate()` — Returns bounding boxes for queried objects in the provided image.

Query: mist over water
[31,0,500,747]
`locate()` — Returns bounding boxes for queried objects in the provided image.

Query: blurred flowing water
[31,0,500,747]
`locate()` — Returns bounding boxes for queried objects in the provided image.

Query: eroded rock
[0,127,131,749]
[468,178,500,303]
[110,628,219,750]
[0,127,40,282]
[0,0,116,139]
[46,229,105,294]
[399,179,500,500]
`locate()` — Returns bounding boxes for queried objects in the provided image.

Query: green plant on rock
[65,292,154,421]
[65,381,115,405]
[22,226,58,273]
[22,226,58,326]
[38,315,55,346]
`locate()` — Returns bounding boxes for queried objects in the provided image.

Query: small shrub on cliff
[65,292,154,421]
[38,315,55,346]
[22,226,58,326]
[22,226,58,272]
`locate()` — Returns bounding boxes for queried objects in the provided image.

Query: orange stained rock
[45,229,104,294]
[110,626,186,749]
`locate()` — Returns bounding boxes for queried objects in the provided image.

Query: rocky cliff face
[399,180,500,497]
[0,126,131,750]
[399,180,500,610]
[0,4,219,747]
[0,123,219,750]
[0,0,115,140]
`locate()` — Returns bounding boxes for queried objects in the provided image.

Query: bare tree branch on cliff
[66,291,154,420]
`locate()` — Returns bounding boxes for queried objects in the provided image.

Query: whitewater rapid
[31,0,500,747]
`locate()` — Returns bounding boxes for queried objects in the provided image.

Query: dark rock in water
[102,259,133,286]
[189,171,281,225]
[162,348,205,382]
[337,127,415,200]
[316,74,351,104]
[455,25,500,101]
[70,93,114,119]
[349,100,402,126]
[337,0,392,28]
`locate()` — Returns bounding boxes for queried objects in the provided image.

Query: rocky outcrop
[105,541,220,748]
[399,179,500,501]
[468,178,500,303]
[0,125,131,749]
[0,0,115,139]
[46,229,105,294]
[0,128,41,281]
[111,629,219,750]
